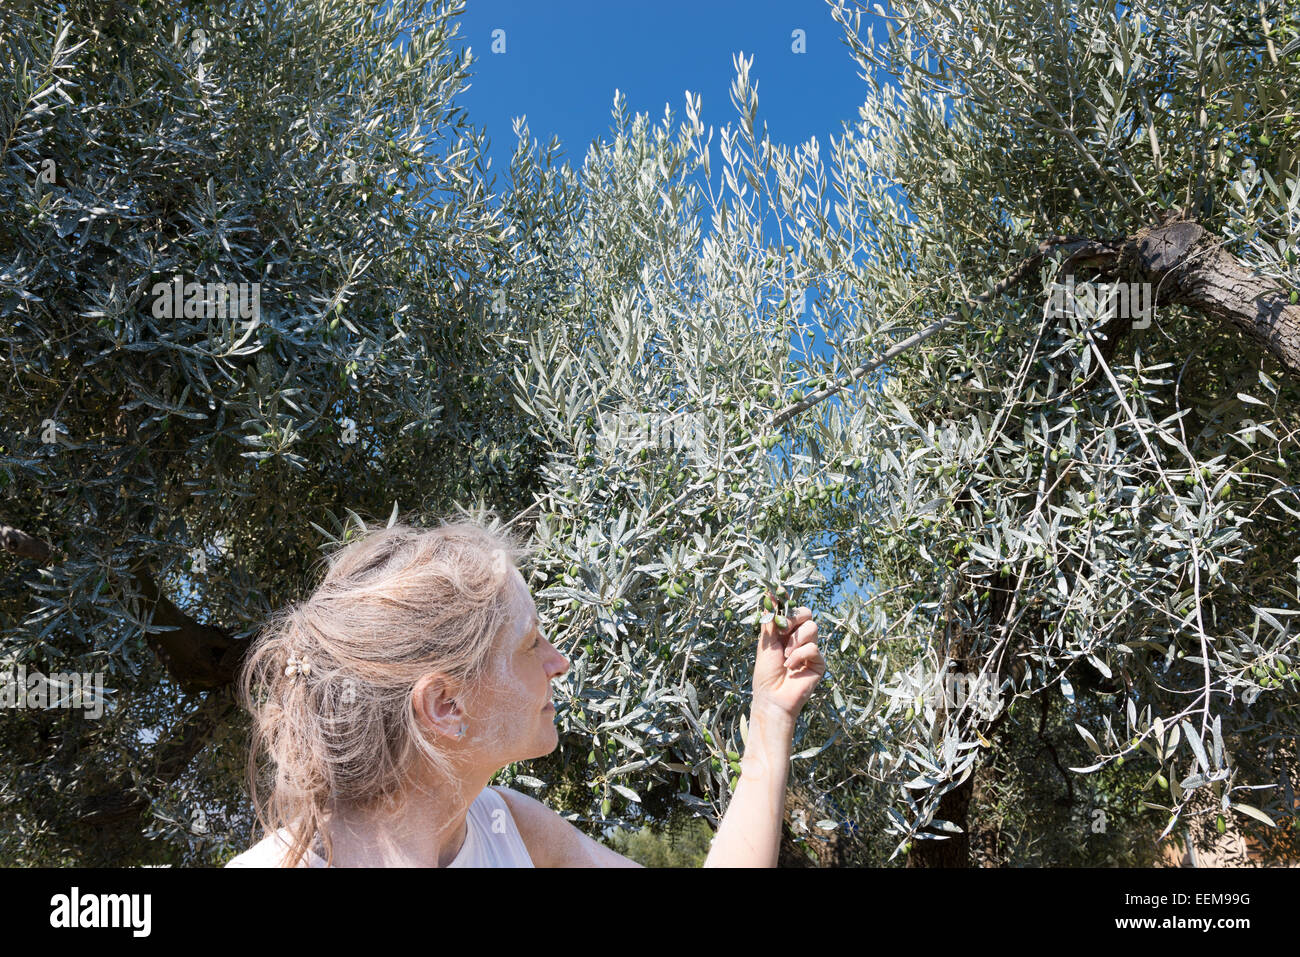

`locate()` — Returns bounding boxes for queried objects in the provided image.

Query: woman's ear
[412,673,464,740]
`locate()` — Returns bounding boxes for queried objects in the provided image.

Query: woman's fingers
[782,616,817,657]
[781,606,812,630]
[784,642,824,674]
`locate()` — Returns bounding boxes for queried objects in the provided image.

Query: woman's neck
[320,770,492,867]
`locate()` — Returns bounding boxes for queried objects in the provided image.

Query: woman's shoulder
[483,785,582,866]
[458,785,536,867]
[224,828,325,868]
[487,786,641,867]
[481,784,537,831]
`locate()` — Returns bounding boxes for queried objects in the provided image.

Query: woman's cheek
[478,664,535,745]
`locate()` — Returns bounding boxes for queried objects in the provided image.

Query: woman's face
[461,565,568,766]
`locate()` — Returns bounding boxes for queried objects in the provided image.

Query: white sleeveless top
[224,786,534,867]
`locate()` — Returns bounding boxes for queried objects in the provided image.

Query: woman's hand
[751,592,826,722]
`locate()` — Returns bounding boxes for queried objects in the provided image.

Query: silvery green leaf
[1230,803,1275,827]
[1087,655,1112,679]
[1075,723,1101,755]
[903,774,942,789]
[1180,719,1210,773]
[927,818,964,833]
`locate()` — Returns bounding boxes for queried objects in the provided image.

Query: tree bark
[774,213,1300,430]
[126,557,247,693]
[905,775,975,867]
[907,613,978,867]
[0,524,59,564]
[907,519,1026,867]
[1125,219,1300,376]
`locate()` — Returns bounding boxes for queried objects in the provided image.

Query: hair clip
[285,654,312,678]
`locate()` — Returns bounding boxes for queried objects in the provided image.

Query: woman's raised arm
[703,601,825,867]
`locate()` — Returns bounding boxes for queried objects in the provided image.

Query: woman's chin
[517,723,559,761]
[540,722,560,754]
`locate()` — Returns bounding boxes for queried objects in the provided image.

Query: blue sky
[448,0,873,193]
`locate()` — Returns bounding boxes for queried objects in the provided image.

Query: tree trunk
[906,774,975,867]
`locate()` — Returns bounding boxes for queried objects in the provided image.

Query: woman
[226,516,824,867]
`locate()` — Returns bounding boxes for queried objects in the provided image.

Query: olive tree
[0,0,573,864]
[809,0,1300,864]
[501,0,1300,866]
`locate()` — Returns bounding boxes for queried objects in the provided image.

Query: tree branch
[769,235,1099,428]
[1124,219,1300,375]
[0,524,60,564]
[2,522,247,693]
[771,218,1300,429]
[127,557,247,694]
